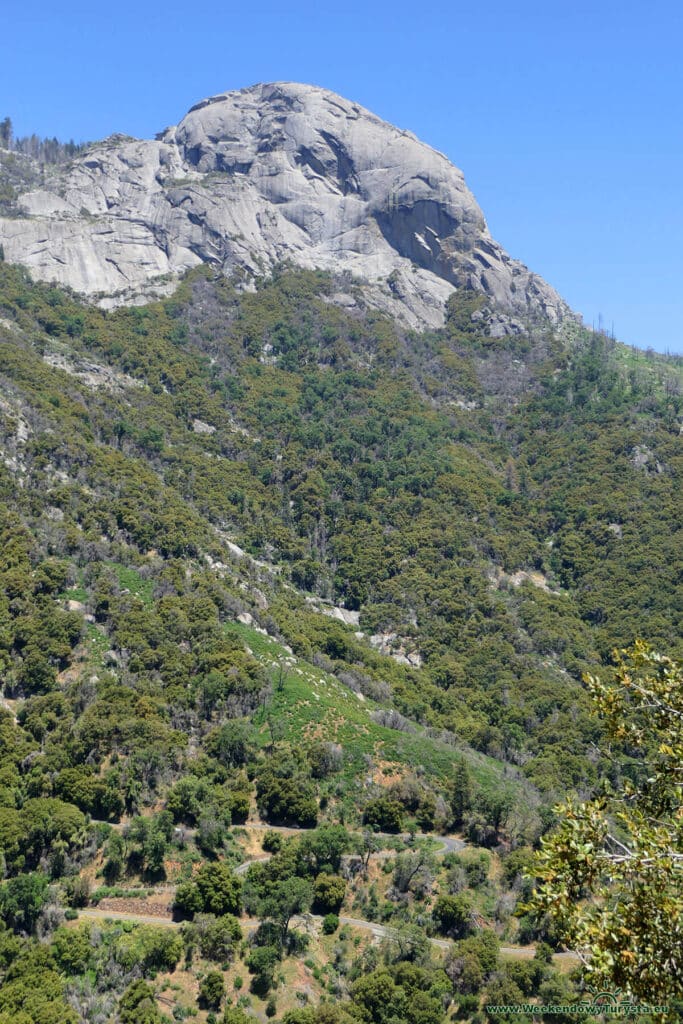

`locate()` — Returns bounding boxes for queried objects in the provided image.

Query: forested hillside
[0,260,680,1022]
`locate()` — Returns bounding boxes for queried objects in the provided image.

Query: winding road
[75,906,574,962]
[77,821,576,963]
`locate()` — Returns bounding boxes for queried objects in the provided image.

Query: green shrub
[262,830,283,853]
[198,971,225,1011]
[322,913,339,934]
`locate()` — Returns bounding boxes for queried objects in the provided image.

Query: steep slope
[0,260,680,1023]
[0,82,572,330]
[0,261,680,793]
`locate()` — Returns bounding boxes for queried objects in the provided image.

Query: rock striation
[0,83,572,329]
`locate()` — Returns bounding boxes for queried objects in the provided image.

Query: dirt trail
[78,907,180,928]
[77,822,577,963]
[76,906,577,964]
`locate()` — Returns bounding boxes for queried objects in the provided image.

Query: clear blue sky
[3,0,682,352]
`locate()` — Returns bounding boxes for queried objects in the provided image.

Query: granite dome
[0,82,572,329]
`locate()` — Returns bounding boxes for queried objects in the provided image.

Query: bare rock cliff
[0,83,572,329]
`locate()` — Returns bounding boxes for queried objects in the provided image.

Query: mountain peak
[0,84,572,330]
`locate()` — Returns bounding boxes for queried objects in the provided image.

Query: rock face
[0,83,572,329]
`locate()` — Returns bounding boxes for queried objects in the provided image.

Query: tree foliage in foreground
[532,642,683,1003]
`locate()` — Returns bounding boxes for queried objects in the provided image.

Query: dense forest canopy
[0,259,680,1021]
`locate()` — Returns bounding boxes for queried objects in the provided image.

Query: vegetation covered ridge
[0,259,681,1021]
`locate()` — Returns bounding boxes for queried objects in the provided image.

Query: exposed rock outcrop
[0,83,573,330]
